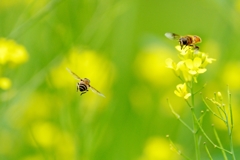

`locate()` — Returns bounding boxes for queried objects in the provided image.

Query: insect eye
[182,39,188,45]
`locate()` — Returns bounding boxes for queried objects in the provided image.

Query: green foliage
[1,0,240,159]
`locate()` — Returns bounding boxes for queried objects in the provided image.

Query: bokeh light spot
[139,137,179,160]
[134,46,175,87]
[31,122,59,148]
[0,38,28,65]
[222,62,240,91]
[0,77,11,90]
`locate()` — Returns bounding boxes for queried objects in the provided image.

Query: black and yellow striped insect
[66,68,105,97]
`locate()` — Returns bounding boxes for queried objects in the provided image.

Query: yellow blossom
[165,58,180,76]
[174,83,191,99]
[175,45,194,57]
[201,53,216,67]
[165,58,176,69]
[175,45,189,55]
[185,57,207,75]
[177,61,192,82]
[166,45,215,84]
[0,77,11,90]
[0,38,28,65]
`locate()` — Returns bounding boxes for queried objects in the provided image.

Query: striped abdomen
[77,82,88,92]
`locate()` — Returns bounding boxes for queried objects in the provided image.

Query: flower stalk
[166,45,236,159]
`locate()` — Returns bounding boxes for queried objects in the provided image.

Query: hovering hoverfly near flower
[165,32,202,50]
[66,68,105,97]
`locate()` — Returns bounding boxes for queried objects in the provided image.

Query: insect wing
[165,32,180,40]
[90,86,105,98]
[66,68,82,81]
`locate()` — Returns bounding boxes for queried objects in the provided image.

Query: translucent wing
[90,86,105,98]
[165,32,181,40]
[66,68,82,80]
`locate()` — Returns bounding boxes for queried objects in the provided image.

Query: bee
[165,32,202,50]
[66,68,105,97]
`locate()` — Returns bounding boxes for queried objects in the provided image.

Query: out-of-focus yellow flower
[222,62,240,90]
[31,122,59,148]
[165,58,176,69]
[177,61,192,82]
[201,53,216,67]
[55,132,76,160]
[0,38,28,65]
[139,137,179,160]
[165,58,180,76]
[135,46,175,87]
[174,83,191,99]
[0,77,11,90]
[185,57,207,75]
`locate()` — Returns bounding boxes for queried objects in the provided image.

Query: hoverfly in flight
[66,68,105,97]
[165,32,202,50]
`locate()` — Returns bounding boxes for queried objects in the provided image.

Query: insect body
[66,68,105,97]
[77,78,90,95]
[165,32,202,50]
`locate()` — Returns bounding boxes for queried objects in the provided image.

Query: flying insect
[66,68,105,97]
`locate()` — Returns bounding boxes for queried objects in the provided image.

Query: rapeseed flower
[0,38,28,90]
[166,45,215,98]
[0,77,11,90]
[0,38,28,65]
[166,46,215,82]
[174,83,191,99]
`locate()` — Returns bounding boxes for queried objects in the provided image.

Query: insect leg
[80,91,87,96]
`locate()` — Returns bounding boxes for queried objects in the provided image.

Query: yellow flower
[0,77,11,90]
[185,57,207,75]
[175,45,195,57]
[177,61,192,82]
[0,44,10,64]
[0,38,28,65]
[174,83,191,99]
[201,53,216,67]
[166,45,215,84]
[165,58,176,69]
[165,58,180,76]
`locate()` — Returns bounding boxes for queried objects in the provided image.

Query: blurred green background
[1,0,240,159]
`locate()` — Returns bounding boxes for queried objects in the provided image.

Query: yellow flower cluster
[0,38,28,65]
[0,38,28,90]
[166,46,215,99]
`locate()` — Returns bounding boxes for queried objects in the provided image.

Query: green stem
[192,113,232,154]
[189,80,200,160]
[191,109,201,160]
[228,87,234,134]
[204,142,213,160]
[212,125,228,160]
[201,95,223,120]
[229,134,236,160]
[227,87,236,160]
[166,135,191,160]
[167,99,193,132]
